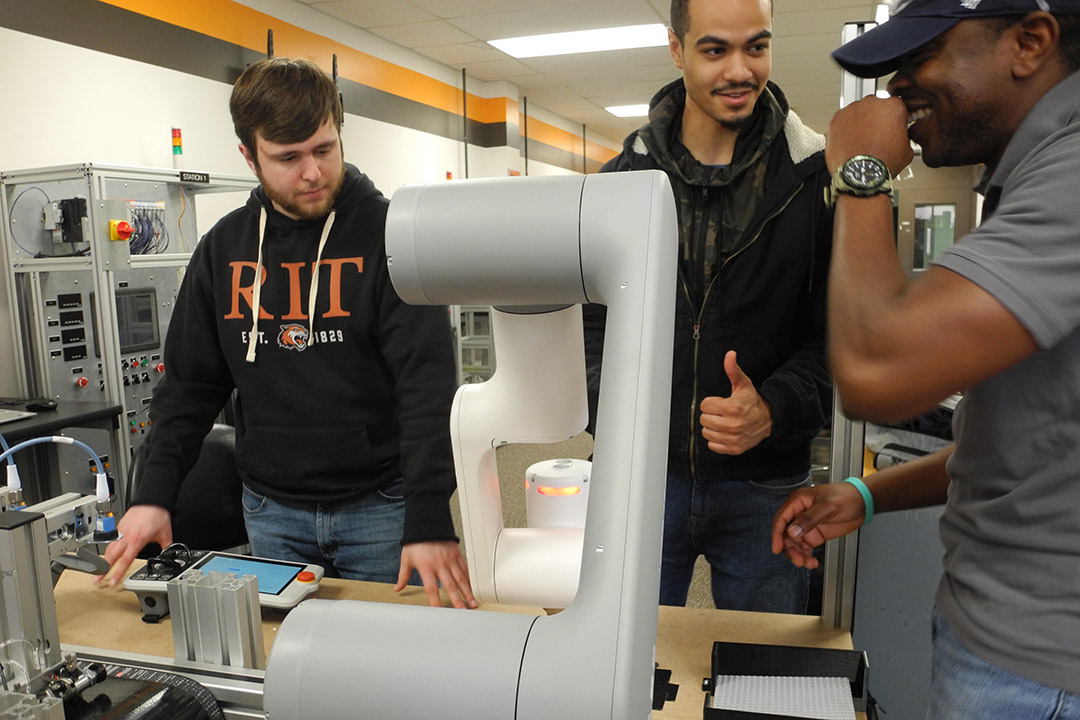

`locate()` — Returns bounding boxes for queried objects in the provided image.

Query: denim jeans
[660,470,811,612]
[241,479,416,583]
[927,610,1080,720]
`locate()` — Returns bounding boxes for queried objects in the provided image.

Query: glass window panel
[913,203,956,270]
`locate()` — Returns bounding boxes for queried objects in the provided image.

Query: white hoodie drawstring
[307,209,336,343]
[245,207,268,363]
[245,207,336,363]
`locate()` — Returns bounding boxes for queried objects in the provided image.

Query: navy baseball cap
[833,0,1079,77]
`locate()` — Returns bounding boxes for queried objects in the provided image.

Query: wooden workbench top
[54,565,859,719]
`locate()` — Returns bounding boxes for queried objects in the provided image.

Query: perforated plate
[709,675,855,720]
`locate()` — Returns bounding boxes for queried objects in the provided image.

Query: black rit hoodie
[137,164,459,544]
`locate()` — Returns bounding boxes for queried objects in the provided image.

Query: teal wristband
[842,476,874,525]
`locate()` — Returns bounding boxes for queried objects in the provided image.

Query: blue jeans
[660,471,811,612]
[241,479,416,583]
[928,610,1080,720]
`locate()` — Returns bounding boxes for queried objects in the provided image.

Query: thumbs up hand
[698,351,773,456]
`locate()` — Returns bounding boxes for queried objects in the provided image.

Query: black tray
[702,641,868,719]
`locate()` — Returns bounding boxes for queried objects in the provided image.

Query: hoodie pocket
[237,424,387,484]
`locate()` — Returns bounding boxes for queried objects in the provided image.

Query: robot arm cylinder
[265,170,678,720]
[385,176,588,307]
[263,599,538,720]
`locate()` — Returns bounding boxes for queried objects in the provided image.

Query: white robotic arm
[451,304,590,608]
[263,170,677,720]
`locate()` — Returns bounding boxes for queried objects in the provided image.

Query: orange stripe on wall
[96,0,497,122]
[589,140,619,165]
[95,0,616,164]
[524,116,619,165]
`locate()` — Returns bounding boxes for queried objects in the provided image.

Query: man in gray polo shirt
[769,1,1080,718]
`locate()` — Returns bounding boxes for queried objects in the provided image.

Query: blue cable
[0,436,104,474]
[0,431,12,465]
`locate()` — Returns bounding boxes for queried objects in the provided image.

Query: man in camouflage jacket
[583,0,833,612]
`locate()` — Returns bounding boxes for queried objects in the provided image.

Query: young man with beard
[584,0,834,612]
[771,1,1080,716]
[102,58,476,610]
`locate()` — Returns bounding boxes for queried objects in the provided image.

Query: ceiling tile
[408,0,579,17]
[447,1,665,40]
[369,20,479,47]
[459,58,538,82]
[516,46,672,75]
[306,0,436,27]
[499,72,563,89]
[419,42,511,66]
[550,65,677,92]
[645,0,668,20]
[302,0,886,153]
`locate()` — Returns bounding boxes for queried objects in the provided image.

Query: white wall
[0,27,471,188]
[0,20,584,397]
[0,28,239,174]
[525,160,581,177]
[0,28,434,392]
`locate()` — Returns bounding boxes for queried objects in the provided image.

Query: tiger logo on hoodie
[278,323,309,351]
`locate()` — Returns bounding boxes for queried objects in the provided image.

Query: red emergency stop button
[109,220,133,242]
[75,376,89,388]
[154,363,165,373]
[297,571,316,583]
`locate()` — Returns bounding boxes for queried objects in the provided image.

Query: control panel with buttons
[30,270,183,465]
[2,163,257,496]
[124,548,324,622]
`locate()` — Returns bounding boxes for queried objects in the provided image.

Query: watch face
[841,156,888,190]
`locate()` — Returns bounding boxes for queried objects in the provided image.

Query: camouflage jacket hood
[587,78,834,483]
[604,79,825,281]
[601,77,826,305]
[616,77,824,185]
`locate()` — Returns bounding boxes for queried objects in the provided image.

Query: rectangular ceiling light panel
[490,23,668,59]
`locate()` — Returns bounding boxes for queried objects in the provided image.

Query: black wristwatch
[825,155,893,207]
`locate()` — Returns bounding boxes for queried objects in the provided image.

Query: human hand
[770,482,867,569]
[699,351,772,456]
[825,95,914,177]
[397,541,478,609]
[98,505,172,586]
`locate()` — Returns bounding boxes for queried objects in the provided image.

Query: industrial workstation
[4,0,1080,718]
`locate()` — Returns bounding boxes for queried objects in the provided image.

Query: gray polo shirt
[932,69,1080,694]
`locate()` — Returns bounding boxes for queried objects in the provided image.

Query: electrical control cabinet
[19,269,183,452]
[0,164,256,503]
